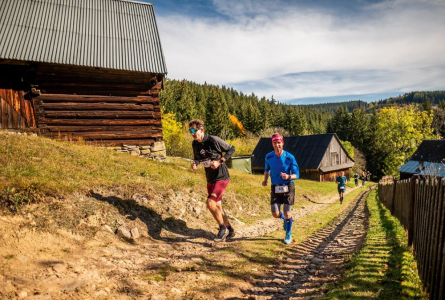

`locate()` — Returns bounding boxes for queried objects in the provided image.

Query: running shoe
[226,229,236,240]
[284,231,292,244]
[214,227,228,242]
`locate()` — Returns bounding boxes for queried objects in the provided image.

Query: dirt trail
[237,187,359,238]
[0,187,370,300]
[238,188,371,300]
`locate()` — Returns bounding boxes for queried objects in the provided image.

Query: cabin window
[331,152,339,165]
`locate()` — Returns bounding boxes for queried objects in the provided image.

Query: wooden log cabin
[0,0,168,155]
[251,134,355,182]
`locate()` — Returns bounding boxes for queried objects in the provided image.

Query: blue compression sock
[280,212,285,219]
[286,218,293,233]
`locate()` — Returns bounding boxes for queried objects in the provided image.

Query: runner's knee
[206,198,217,210]
[272,212,281,218]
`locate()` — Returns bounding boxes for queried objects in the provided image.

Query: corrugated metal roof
[0,0,167,74]
[398,161,445,177]
[251,134,348,171]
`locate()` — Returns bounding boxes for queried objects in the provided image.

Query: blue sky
[143,0,445,104]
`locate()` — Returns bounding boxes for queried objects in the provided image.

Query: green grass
[0,133,346,223]
[322,189,427,300]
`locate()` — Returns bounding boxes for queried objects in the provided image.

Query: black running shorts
[271,182,295,206]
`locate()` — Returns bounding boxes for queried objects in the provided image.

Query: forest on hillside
[159,79,445,179]
[296,91,445,113]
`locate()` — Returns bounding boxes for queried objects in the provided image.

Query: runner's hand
[262,180,267,187]
[280,172,289,180]
[210,160,220,169]
[191,162,197,170]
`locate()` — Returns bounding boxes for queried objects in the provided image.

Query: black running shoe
[214,227,228,242]
[226,229,236,240]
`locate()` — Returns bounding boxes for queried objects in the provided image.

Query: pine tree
[350,108,369,151]
[205,88,230,138]
[244,101,262,135]
[176,80,197,123]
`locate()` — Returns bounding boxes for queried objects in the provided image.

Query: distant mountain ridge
[296,91,445,113]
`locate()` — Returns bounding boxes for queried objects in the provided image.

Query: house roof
[398,161,445,177]
[0,0,167,74]
[398,139,445,177]
[320,163,354,172]
[251,133,352,170]
[410,140,445,163]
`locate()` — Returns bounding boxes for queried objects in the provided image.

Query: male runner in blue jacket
[262,133,299,244]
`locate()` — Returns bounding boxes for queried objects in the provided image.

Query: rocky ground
[0,187,371,300]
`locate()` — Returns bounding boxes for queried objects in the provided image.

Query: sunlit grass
[322,190,427,300]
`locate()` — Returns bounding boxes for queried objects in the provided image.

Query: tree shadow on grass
[375,199,425,299]
[323,193,424,300]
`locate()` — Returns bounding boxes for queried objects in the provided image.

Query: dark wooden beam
[36,102,155,111]
[36,111,161,119]
[42,130,162,140]
[41,125,162,132]
[36,94,158,103]
[37,118,161,126]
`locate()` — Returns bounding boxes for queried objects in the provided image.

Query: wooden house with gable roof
[398,139,445,179]
[0,0,167,154]
[251,133,354,181]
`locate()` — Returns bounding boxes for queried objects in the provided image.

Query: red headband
[272,134,284,143]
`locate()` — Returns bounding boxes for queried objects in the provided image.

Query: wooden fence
[378,177,445,299]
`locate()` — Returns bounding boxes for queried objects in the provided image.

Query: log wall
[0,88,36,129]
[34,93,162,146]
[0,62,165,147]
[320,169,351,182]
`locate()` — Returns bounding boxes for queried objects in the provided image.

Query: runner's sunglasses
[189,126,203,134]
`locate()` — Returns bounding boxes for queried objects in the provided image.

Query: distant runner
[354,173,359,187]
[361,172,366,187]
[262,133,299,244]
[336,172,347,204]
[189,119,236,242]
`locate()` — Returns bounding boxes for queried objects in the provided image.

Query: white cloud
[157,0,445,102]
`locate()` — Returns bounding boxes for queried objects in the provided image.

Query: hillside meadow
[0,131,344,229]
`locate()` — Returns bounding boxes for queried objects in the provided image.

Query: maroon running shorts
[207,179,229,202]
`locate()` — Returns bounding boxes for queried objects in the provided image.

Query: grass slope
[0,132,341,227]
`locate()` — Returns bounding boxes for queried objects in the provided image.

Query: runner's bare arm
[262,172,270,186]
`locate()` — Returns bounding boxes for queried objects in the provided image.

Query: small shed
[398,139,445,179]
[227,155,252,174]
[251,133,354,181]
[0,0,167,155]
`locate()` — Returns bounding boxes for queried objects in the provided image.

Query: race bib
[200,159,212,168]
[339,186,345,191]
[275,185,289,194]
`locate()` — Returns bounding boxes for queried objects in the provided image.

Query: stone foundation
[109,141,166,160]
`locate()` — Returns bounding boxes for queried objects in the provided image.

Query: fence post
[408,175,419,246]
[391,178,398,214]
